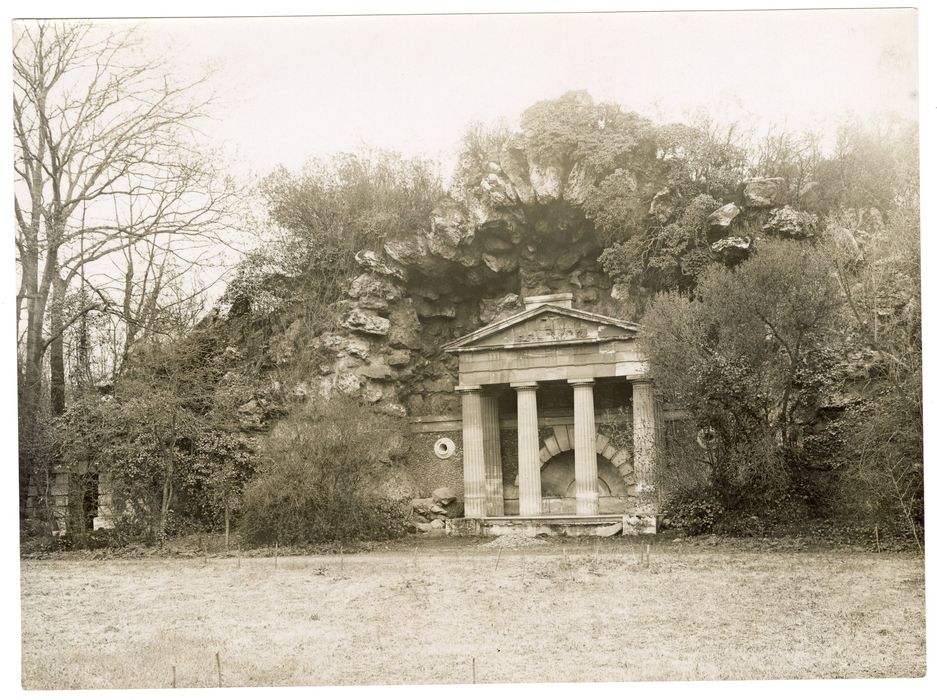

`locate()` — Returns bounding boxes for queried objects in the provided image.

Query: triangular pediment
[444,304,640,352]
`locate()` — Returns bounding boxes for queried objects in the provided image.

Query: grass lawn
[19,536,925,688]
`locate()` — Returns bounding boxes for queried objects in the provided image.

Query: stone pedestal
[480,394,504,516]
[457,385,486,518]
[512,382,542,516]
[570,379,599,515]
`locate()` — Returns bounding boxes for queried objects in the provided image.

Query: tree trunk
[49,274,67,416]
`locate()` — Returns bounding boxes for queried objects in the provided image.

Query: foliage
[54,325,259,541]
[654,121,748,201]
[663,491,726,536]
[823,198,922,547]
[224,151,441,321]
[599,193,719,294]
[641,240,845,508]
[240,396,409,545]
[814,118,919,216]
[520,90,657,174]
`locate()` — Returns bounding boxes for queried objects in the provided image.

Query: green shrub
[240,396,409,545]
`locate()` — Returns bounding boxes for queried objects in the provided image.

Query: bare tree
[14,20,238,519]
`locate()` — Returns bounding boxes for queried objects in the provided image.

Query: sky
[107,8,919,182]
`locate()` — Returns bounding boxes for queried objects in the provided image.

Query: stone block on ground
[432,487,457,505]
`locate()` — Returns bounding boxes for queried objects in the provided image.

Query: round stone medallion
[434,437,456,459]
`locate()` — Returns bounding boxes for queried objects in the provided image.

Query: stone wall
[404,430,465,500]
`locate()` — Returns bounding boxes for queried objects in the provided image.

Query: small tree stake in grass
[645,543,651,568]
[215,652,222,687]
[340,543,344,574]
[275,542,279,569]
[472,657,476,684]
[171,665,176,688]
[495,545,503,572]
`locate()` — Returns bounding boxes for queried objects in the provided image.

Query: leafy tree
[641,240,845,507]
[55,325,257,540]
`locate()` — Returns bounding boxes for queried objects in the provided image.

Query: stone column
[512,382,542,516]
[632,378,659,510]
[480,393,504,516]
[457,385,486,518]
[570,379,599,515]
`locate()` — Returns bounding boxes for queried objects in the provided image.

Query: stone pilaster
[632,377,659,512]
[480,393,504,517]
[570,379,599,515]
[512,382,542,516]
[457,385,486,518]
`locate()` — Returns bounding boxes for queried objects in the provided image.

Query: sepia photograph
[6,1,929,695]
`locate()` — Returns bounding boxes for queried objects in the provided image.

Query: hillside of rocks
[229,133,825,429]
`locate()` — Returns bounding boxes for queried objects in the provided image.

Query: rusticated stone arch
[513,425,633,486]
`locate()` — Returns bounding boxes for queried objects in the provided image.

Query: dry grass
[20,538,925,688]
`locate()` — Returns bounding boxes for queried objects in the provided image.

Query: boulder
[432,487,457,505]
[649,188,676,223]
[411,497,435,516]
[348,273,401,308]
[341,309,390,336]
[479,172,517,207]
[762,206,818,239]
[387,299,422,349]
[555,248,581,273]
[358,361,394,381]
[335,373,362,395]
[362,386,383,404]
[742,177,786,207]
[478,293,522,324]
[706,203,740,235]
[482,252,519,274]
[343,337,370,360]
[414,299,457,319]
[563,161,593,205]
[355,250,407,281]
[429,518,446,529]
[384,235,428,267]
[710,236,753,265]
[386,349,411,367]
[528,160,563,202]
[415,522,434,533]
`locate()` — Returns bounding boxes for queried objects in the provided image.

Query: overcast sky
[113,8,919,181]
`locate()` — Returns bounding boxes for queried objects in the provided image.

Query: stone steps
[448,513,656,537]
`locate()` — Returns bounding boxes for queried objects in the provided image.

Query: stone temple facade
[441,293,660,536]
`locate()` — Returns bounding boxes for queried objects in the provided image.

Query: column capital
[455,384,483,393]
[567,378,595,386]
[630,375,654,385]
[510,381,539,391]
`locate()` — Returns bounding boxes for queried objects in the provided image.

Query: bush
[663,491,726,536]
[240,396,410,545]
